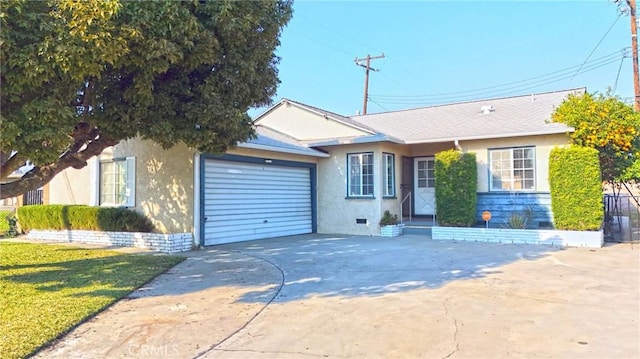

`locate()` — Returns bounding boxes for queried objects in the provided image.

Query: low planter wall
[380,225,403,237]
[432,226,603,248]
[26,229,193,253]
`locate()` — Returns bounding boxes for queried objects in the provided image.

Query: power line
[613,52,627,93]
[297,13,439,93]
[287,28,357,58]
[385,55,441,94]
[292,11,633,109]
[371,50,622,99]
[570,12,622,80]
[368,98,389,112]
[370,55,622,106]
[297,14,384,54]
[369,50,624,104]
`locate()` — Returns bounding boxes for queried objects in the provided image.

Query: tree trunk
[0,136,117,200]
[0,153,28,181]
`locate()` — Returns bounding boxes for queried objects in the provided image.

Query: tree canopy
[551,92,640,183]
[0,0,292,199]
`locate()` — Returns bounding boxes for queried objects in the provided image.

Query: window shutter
[125,157,136,207]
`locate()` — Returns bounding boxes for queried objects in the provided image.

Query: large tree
[551,92,640,183]
[0,0,292,199]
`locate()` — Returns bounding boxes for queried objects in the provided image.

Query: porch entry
[414,157,436,215]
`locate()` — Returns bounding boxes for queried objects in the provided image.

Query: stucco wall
[408,142,456,157]
[256,103,369,141]
[48,161,93,205]
[379,143,411,221]
[315,142,411,235]
[111,139,196,234]
[460,133,570,192]
[49,140,196,234]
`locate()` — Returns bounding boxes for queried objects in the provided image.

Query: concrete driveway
[36,234,639,358]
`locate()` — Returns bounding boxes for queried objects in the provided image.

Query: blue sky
[251,1,635,117]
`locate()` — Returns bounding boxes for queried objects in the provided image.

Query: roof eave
[238,142,330,158]
[309,134,405,147]
[402,127,574,145]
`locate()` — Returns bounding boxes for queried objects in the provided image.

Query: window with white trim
[348,153,374,197]
[489,147,535,191]
[383,153,395,197]
[99,157,136,206]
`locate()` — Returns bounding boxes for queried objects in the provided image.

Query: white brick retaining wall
[26,230,193,253]
[432,226,603,248]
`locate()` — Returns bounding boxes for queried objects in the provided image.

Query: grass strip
[0,242,185,359]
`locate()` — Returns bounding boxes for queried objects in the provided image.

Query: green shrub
[379,210,398,226]
[435,150,478,227]
[18,205,154,233]
[0,210,14,235]
[502,206,534,229]
[97,207,155,232]
[549,146,603,230]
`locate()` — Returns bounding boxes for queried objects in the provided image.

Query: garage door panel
[205,228,309,245]
[206,169,307,177]
[205,177,309,187]
[205,188,309,202]
[204,222,311,242]
[203,159,313,246]
[205,221,311,235]
[207,210,312,222]
[206,165,309,179]
[204,203,311,212]
[203,202,310,213]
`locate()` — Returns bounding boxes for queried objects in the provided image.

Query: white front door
[414,157,436,215]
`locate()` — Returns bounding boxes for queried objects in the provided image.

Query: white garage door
[203,159,312,245]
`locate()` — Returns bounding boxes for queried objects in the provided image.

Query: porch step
[401,221,433,236]
[403,226,432,236]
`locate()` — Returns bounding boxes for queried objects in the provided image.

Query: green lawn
[0,242,185,359]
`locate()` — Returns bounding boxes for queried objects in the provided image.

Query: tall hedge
[435,150,477,227]
[18,205,154,233]
[549,146,603,230]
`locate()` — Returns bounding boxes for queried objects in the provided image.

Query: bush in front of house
[17,205,154,233]
[549,146,603,230]
[379,210,398,226]
[435,150,478,227]
[0,209,14,236]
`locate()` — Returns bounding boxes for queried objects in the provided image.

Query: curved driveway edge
[35,249,284,358]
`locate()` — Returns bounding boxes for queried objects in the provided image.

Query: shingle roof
[349,88,584,143]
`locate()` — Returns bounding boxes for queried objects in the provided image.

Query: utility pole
[628,0,640,110]
[355,53,384,115]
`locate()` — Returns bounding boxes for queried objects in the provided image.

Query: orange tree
[551,92,640,183]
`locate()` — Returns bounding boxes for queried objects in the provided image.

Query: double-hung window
[348,152,374,197]
[383,153,395,197]
[489,147,535,191]
[99,157,136,206]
